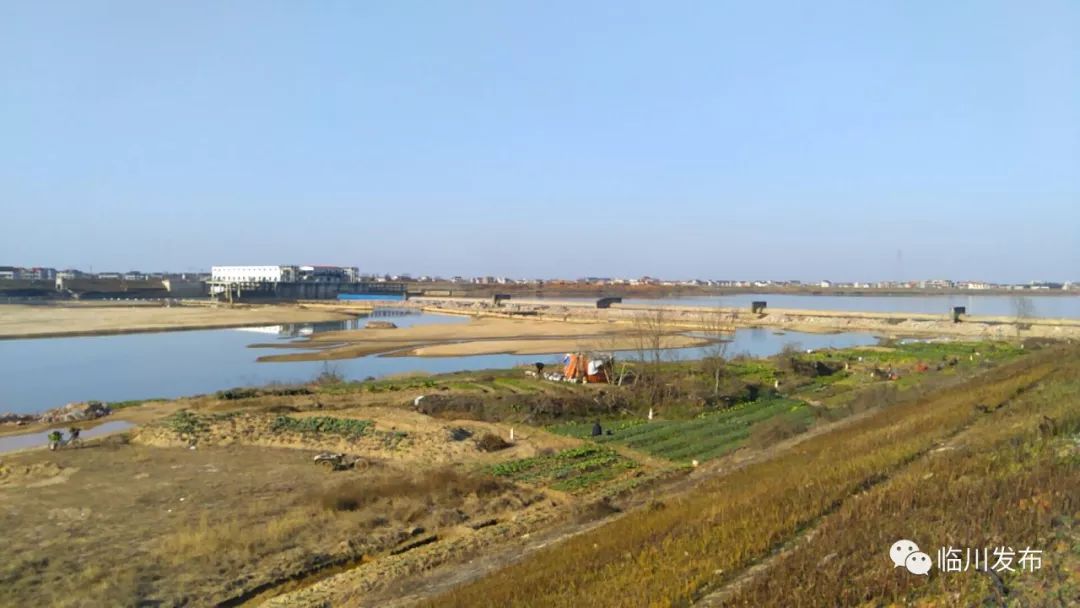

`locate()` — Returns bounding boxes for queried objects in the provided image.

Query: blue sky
[2,1,1077,281]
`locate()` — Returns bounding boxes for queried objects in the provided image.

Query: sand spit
[255,316,703,361]
[0,303,355,340]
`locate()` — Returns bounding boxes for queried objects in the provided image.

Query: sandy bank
[401,334,709,357]
[0,303,356,340]
[256,317,699,362]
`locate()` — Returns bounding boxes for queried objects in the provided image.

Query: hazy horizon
[3,2,1077,282]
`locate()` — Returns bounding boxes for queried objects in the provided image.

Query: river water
[0,420,135,454]
[0,309,878,414]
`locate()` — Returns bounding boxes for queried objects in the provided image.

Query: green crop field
[546,418,648,439]
[549,399,812,463]
[814,339,1024,366]
[489,446,638,493]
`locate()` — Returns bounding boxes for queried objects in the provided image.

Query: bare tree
[631,308,672,403]
[698,306,733,396]
[633,308,669,366]
[1012,295,1035,340]
[588,330,630,386]
[1012,295,1035,320]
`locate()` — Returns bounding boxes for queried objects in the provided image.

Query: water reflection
[0,420,135,455]
[236,308,462,338]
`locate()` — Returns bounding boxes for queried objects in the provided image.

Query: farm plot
[550,399,812,463]
[489,446,638,493]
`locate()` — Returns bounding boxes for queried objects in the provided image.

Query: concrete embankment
[396,297,1080,340]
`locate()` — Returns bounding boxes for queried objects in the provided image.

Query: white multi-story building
[211,265,298,284]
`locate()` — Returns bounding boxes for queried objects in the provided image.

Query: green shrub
[215,387,258,400]
[163,410,209,439]
[269,416,373,438]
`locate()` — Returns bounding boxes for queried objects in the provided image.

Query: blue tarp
[337,293,406,301]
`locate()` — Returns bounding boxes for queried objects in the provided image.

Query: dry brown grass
[157,504,325,567]
[154,467,526,568]
[725,356,1080,606]
[475,432,512,452]
[747,414,810,449]
[318,467,514,514]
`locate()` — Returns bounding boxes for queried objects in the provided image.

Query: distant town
[0,263,1075,293]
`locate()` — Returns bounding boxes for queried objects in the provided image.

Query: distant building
[297,265,349,282]
[56,269,85,280]
[211,265,297,284]
[1,267,57,280]
[212,264,365,285]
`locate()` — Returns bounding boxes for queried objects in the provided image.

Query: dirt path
[370,510,622,608]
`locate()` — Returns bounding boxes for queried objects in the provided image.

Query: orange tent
[563,353,608,383]
[563,354,584,380]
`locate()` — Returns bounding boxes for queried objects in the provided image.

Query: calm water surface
[0,309,878,414]
[0,420,135,454]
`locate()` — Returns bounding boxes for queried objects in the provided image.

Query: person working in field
[48,430,63,451]
[68,427,81,447]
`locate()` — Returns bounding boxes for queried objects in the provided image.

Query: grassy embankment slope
[430,345,1080,607]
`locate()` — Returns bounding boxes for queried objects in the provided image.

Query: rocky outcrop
[0,413,38,425]
[38,401,111,424]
